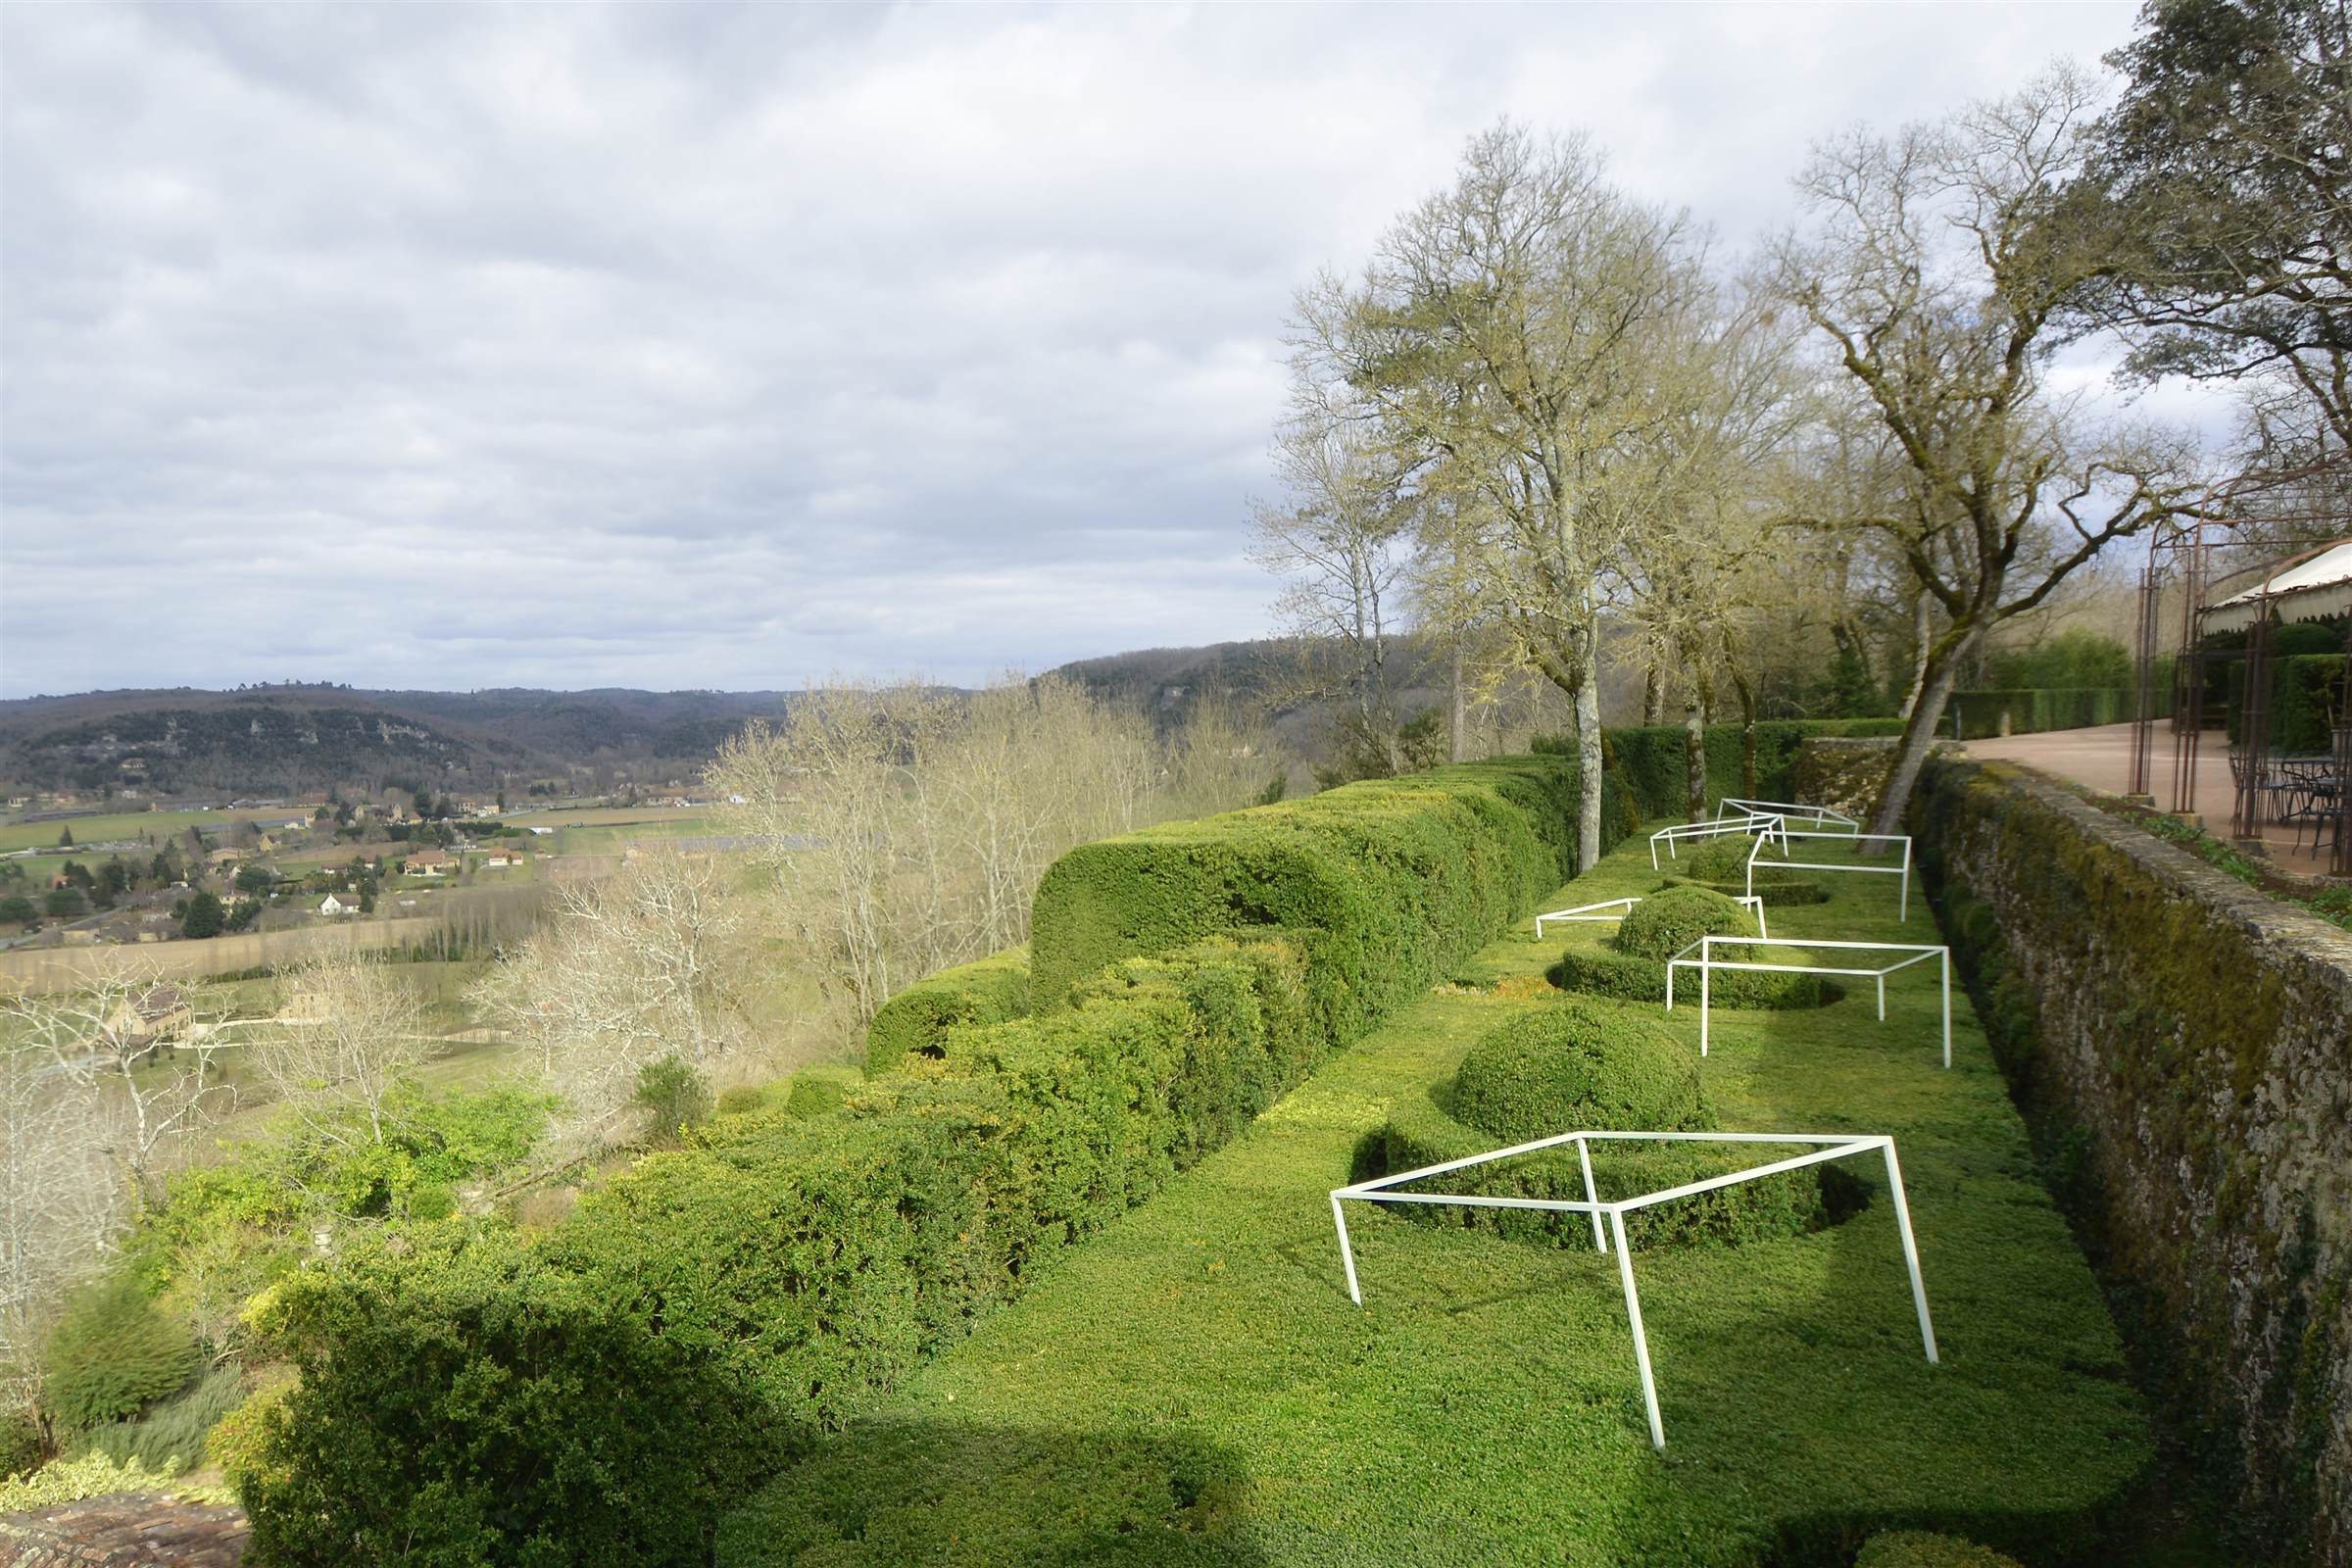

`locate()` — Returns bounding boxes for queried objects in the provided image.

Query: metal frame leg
[1609,1210,1666,1448]
[1332,1195,1361,1306]
[1880,1142,1938,1365]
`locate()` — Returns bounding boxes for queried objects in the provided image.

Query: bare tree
[253,951,429,1146]
[0,971,235,1214]
[1296,122,1715,865]
[1776,67,2208,836]
[1250,388,1416,778]
[472,850,749,1142]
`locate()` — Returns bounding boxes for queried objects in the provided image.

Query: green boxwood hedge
[862,947,1033,1077]
[247,938,1314,1562]
[1548,887,1833,1009]
[1451,996,1707,1143]
[1659,873,1831,906]
[1370,1004,1856,1251]
[1029,757,1613,1039]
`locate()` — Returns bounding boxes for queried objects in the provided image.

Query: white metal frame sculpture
[1329,1130,1939,1448]
[1665,934,1954,1066]
[1716,797,1858,831]
[1534,893,1769,940]
[1646,813,1790,870]
[1741,829,1916,921]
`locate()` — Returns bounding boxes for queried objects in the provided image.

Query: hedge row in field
[246,938,1313,1563]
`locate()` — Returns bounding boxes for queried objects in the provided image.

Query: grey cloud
[4,1,2167,697]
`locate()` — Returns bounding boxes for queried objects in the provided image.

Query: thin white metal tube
[1332,1194,1361,1305]
[1882,1141,1938,1364]
[1667,937,1955,1068]
[1939,951,1951,1069]
[1611,1209,1666,1449]
[1699,945,1711,1056]
[1876,974,1886,1021]
[1611,1140,1885,1211]
[1576,1136,1607,1254]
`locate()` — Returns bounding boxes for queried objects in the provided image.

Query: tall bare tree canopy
[1295,123,1714,865]
[1777,68,2205,835]
[2092,0,2352,452]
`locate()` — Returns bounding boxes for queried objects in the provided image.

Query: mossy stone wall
[1911,756,2352,1568]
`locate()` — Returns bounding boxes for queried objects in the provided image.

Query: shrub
[1659,874,1830,906]
[863,948,1032,1077]
[1854,1531,2026,1568]
[1029,758,1600,1043]
[247,938,1316,1560]
[1682,831,1765,884]
[1548,887,1831,1009]
[1451,997,1707,1143]
[784,1070,854,1117]
[40,1275,200,1435]
[1615,884,1756,960]
[205,1365,297,1499]
[77,1364,243,1473]
[634,1054,713,1144]
[0,1405,42,1480]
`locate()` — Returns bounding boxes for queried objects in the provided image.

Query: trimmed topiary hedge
[1029,757,1611,1039]
[1853,1530,2026,1568]
[863,947,1033,1077]
[1451,996,1706,1142]
[1548,886,1833,1009]
[247,938,1315,1562]
[1659,874,1831,906]
[1371,1002,1857,1251]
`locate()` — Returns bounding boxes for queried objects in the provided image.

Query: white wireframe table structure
[1329,1129,1939,1448]
[1716,797,1859,831]
[1647,813,1791,870]
[1534,893,1769,940]
[1665,933,1954,1066]
[1740,828,1916,921]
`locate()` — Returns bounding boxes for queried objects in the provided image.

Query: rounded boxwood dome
[1452,996,1708,1142]
[1615,884,1758,962]
[1684,831,1768,884]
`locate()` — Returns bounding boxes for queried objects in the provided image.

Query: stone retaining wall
[1911,757,2352,1567]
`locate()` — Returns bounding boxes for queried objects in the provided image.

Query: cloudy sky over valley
[2,2,2189,697]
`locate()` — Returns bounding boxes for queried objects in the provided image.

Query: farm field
[0,806,306,855]
[718,831,2186,1567]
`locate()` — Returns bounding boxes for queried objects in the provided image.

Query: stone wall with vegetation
[1912,757,2352,1567]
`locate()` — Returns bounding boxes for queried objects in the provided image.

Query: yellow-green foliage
[1854,1530,2026,1568]
[40,1275,200,1435]
[0,1448,230,1510]
[863,947,1032,1077]
[205,1365,297,1499]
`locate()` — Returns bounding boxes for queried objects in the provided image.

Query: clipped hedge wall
[1913,757,2352,1567]
[247,939,1314,1562]
[1029,757,1608,1035]
[1946,687,2146,740]
[863,947,1033,1077]
[1560,718,1908,817]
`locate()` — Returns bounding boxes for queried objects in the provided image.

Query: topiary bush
[1548,886,1834,1009]
[1451,996,1707,1143]
[1615,884,1758,960]
[1370,1002,1861,1251]
[40,1275,200,1435]
[1853,1530,2026,1568]
[1682,831,1768,884]
[1659,874,1830,906]
[863,947,1033,1077]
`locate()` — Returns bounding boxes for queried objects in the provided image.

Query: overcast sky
[3,1,2187,699]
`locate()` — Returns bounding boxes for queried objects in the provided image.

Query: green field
[0,806,305,855]
[717,831,2180,1566]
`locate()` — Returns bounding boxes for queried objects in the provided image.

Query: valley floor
[716,831,2166,1566]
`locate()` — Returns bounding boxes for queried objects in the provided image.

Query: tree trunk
[1576,678,1604,871]
[1897,595,1932,720]
[1867,642,1969,842]
[1642,665,1665,726]
[1449,641,1468,763]
[1682,694,1708,822]
[1732,669,1759,797]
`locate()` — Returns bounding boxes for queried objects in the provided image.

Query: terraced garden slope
[717,832,2157,1567]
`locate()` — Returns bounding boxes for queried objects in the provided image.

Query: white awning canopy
[2200,540,2352,634]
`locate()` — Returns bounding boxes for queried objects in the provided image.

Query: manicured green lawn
[716,832,2154,1567]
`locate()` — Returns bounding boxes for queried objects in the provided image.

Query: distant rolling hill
[0,686,800,801]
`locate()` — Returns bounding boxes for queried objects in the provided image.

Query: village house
[103,983,191,1048]
[404,847,455,876]
[480,845,527,868]
[318,893,355,916]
